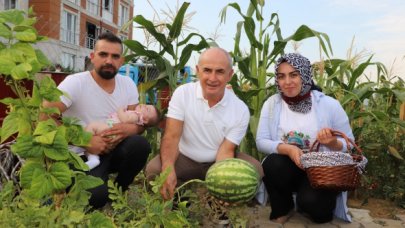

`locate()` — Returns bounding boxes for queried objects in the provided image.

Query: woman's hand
[277,143,304,169]
[287,145,304,169]
[316,128,343,151]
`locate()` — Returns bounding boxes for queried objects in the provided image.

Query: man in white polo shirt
[145,47,263,203]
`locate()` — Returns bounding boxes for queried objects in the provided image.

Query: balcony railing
[85,36,96,49]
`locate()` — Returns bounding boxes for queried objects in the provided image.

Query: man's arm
[160,117,183,200]
[41,100,67,123]
[215,139,237,161]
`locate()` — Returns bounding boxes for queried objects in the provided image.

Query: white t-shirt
[278,95,318,148]
[58,71,139,127]
[167,82,250,162]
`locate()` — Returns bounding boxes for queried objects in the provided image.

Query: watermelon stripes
[205,158,260,203]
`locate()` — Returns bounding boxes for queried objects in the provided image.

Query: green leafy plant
[0,8,111,226]
[107,169,203,227]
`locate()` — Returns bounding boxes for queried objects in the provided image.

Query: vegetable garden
[0,1,404,227]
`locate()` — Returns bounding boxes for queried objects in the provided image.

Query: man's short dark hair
[96,32,123,52]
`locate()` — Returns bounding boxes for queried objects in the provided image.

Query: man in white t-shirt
[145,48,263,203]
[43,32,151,208]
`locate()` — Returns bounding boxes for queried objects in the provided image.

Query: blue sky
[133,0,405,79]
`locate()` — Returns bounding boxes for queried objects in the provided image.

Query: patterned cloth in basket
[301,152,368,174]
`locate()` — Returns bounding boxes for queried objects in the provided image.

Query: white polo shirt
[167,82,250,162]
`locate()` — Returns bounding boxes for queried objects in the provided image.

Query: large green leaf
[133,15,174,56]
[38,75,63,101]
[44,146,70,161]
[18,16,37,26]
[35,49,51,66]
[235,56,258,86]
[0,112,19,143]
[12,42,36,58]
[13,25,33,32]
[349,56,372,89]
[233,21,243,55]
[244,16,262,49]
[68,151,89,171]
[168,2,190,40]
[0,9,24,25]
[0,56,16,75]
[177,32,208,46]
[34,119,57,136]
[1,47,25,64]
[74,173,103,191]
[43,132,70,160]
[28,58,42,74]
[124,40,161,59]
[0,22,12,39]
[15,29,37,42]
[19,160,45,189]
[268,40,287,61]
[284,25,333,57]
[11,62,32,79]
[28,172,53,199]
[177,40,209,69]
[34,131,57,145]
[88,212,115,228]
[49,162,72,190]
[14,106,31,132]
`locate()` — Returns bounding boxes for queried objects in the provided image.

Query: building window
[86,22,99,49]
[4,0,17,9]
[102,0,113,22]
[103,0,113,13]
[87,0,99,16]
[118,4,129,27]
[61,10,78,45]
[67,0,79,4]
[61,52,76,70]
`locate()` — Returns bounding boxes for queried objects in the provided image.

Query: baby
[82,104,160,170]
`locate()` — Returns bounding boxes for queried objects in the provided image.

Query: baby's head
[135,104,161,127]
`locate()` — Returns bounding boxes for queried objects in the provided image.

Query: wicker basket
[304,130,364,191]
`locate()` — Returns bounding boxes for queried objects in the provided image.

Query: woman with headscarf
[256,53,354,224]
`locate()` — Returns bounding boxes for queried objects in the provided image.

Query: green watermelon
[205,158,260,203]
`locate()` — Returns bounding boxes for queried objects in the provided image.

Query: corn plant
[313,50,405,206]
[220,0,333,159]
[313,55,405,139]
[124,2,210,99]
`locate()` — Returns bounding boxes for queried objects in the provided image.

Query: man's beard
[97,65,117,80]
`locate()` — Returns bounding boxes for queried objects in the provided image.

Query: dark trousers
[262,154,338,223]
[87,135,151,208]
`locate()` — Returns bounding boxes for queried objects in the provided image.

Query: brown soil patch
[348,197,405,219]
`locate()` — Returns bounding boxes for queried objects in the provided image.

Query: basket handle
[309,130,363,160]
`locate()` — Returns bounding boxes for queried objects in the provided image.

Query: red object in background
[159,86,171,110]
[0,71,69,127]
[157,86,171,130]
